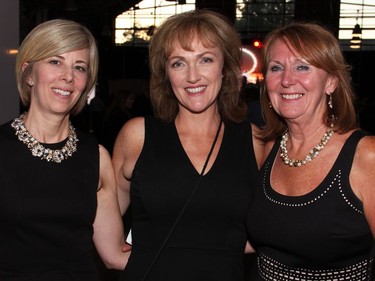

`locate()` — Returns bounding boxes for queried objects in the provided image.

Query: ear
[325,76,338,94]
[22,62,33,87]
[21,62,29,72]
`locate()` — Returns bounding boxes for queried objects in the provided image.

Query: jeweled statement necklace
[11,113,78,163]
[280,124,334,167]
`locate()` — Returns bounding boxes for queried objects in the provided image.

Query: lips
[185,86,206,94]
[52,88,72,96]
[281,94,303,100]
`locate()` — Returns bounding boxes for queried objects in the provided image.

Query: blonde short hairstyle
[16,19,99,115]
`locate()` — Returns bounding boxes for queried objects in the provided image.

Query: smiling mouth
[282,94,303,100]
[185,86,206,94]
[52,88,72,96]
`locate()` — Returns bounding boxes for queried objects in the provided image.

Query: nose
[187,65,201,83]
[62,67,74,83]
[281,68,295,87]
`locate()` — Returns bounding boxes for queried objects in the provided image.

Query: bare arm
[112,117,145,216]
[351,135,375,238]
[93,144,130,270]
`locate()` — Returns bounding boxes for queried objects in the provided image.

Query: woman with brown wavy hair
[113,9,263,281]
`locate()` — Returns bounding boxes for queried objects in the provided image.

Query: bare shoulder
[115,117,146,144]
[351,133,375,202]
[113,117,145,156]
[112,116,145,182]
[352,133,375,235]
[355,134,375,164]
[99,144,112,163]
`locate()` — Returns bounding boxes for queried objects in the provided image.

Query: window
[115,0,195,45]
[339,0,375,50]
[235,0,295,43]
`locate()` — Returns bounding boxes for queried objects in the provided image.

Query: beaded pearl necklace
[11,113,79,163]
[279,124,334,167]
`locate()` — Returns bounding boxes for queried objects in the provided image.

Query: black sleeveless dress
[0,120,100,281]
[247,130,375,280]
[122,116,258,281]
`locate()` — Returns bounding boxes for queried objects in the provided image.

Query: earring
[269,102,273,109]
[328,94,333,109]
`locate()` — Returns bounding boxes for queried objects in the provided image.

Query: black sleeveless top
[0,120,100,281]
[247,130,375,281]
[122,116,258,281]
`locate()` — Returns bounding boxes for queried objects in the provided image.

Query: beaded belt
[258,253,373,281]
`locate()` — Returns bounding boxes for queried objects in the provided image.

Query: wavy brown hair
[260,22,357,141]
[148,9,246,122]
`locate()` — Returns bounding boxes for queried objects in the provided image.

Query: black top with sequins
[247,130,375,281]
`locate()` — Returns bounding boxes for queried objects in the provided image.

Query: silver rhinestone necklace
[279,124,334,167]
[11,113,79,163]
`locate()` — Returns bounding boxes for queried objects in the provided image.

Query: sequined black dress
[121,116,258,281]
[0,120,100,281]
[247,130,375,281]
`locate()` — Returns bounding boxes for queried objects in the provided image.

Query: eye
[201,57,213,64]
[49,59,60,65]
[170,60,185,69]
[74,65,87,72]
[269,64,283,72]
[296,64,310,71]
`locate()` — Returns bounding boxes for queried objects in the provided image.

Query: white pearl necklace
[280,124,334,167]
[11,113,79,163]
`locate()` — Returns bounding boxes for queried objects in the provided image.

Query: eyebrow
[54,55,88,64]
[168,51,216,60]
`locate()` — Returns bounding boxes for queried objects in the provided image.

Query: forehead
[268,38,302,61]
[54,48,90,62]
[167,28,218,51]
[169,37,220,55]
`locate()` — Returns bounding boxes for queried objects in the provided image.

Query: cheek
[299,77,317,91]
[75,75,89,91]
[214,76,223,91]
[265,75,278,91]
[215,71,224,84]
[33,70,51,85]
[167,71,184,89]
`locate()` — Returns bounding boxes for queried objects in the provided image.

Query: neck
[280,123,334,167]
[175,111,222,136]
[22,110,71,143]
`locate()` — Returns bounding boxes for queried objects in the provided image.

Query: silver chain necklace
[11,113,79,163]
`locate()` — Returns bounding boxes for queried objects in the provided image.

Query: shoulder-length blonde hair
[16,19,99,115]
[149,9,246,122]
[260,22,357,141]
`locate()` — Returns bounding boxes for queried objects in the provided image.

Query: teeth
[53,88,71,96]
[186,86,206,93]
[282,94,303,100]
